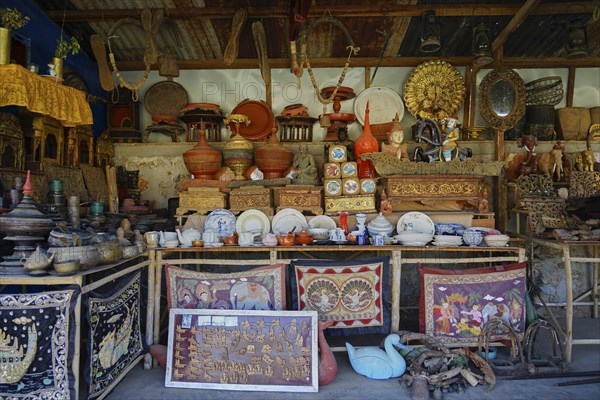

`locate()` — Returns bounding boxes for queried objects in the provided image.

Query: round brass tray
[403,60,465,122]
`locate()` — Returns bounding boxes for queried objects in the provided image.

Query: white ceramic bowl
[163,240,179,248]
[434,235,463,244]
[309,228,330,241]
[484,234,510,247]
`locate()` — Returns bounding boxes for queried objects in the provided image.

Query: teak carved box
[273,186,323,215]
[382,175,481,211]
[177,187,227,216]
[166,308,318,392]
[229,186,273,215]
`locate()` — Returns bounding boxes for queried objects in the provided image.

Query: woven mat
[80,164,108,202]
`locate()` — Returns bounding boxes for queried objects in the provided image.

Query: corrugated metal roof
[34,0,600,65]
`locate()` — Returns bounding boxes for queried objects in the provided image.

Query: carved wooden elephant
[537,148,563,181]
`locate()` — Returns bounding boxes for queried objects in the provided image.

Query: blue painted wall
[3,0,106,137]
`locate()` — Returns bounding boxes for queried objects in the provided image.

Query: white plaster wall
[121,66,599,143]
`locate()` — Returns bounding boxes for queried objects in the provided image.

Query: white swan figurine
[346,333,412,379]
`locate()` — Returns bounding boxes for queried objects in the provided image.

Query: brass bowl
[191,240,204,247]
[53,259,81,275]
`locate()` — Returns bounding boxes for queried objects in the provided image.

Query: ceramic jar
[354,101,379,178]
[277,232,295,246]
[254,128,293,178]
[262,233,278,246]
[183,121,223,179]
[295,230,313,245]
[367,213,394,237]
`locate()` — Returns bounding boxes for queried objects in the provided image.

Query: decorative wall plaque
[166,309,318,392]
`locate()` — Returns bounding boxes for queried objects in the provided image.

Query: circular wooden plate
[144,80,189,119]
[230,99,275,141]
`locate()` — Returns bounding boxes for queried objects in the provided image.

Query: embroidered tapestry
[85,271,146,400]
[290,257,391,335]
[0,287,79,399]
[423,264,527,344]
[165,264,286,311]
[418,262,527,333]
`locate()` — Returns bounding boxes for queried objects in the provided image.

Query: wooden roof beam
[492,0,541,53]
[114,56,600,71]
[46,2,596,22]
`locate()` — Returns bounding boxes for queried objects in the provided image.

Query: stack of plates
[394,232,433,246]
[432,235,463,247]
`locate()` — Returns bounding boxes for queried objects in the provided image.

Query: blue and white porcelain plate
[205,209,237,238]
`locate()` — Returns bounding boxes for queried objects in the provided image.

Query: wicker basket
[525,76,563,106]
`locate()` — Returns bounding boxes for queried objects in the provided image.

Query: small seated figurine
[381,114,409,160]
[290,143,318,183]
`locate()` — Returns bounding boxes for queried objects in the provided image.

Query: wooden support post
[391,250,402,332]
[365,66,371,89]
[563,245,573,363]
[464,65,476,129]
[566,67,576,107]
[144,249,156,369]
[153,250,163,367]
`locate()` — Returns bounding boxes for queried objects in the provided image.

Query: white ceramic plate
[397,212,435,235]
[272,208,307,236]
[307,215,337,230]
[236,209,271,235]
[205,209,237,239]
[354,86,405,125]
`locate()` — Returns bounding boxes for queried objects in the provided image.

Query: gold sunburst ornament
[403,60,466,122]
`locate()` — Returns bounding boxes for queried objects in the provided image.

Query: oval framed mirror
[479,68,526,131]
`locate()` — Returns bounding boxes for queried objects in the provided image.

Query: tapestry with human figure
[290,256,390,336]
[86,271,146,400]
[423,265,527,344]
[0,287,79,399]
[165,264,286,311]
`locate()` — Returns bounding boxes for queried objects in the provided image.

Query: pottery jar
[262,233,278,246]
[295,229,313,245]
[254,127,293,178]
[182,121,223,179]
[277,232,295,246]
[367,213,394,237]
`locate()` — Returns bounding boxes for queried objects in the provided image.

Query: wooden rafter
[115,55,600,71]
[492,0,541,53]
[47,2,597,22]
[383,0,418,57]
